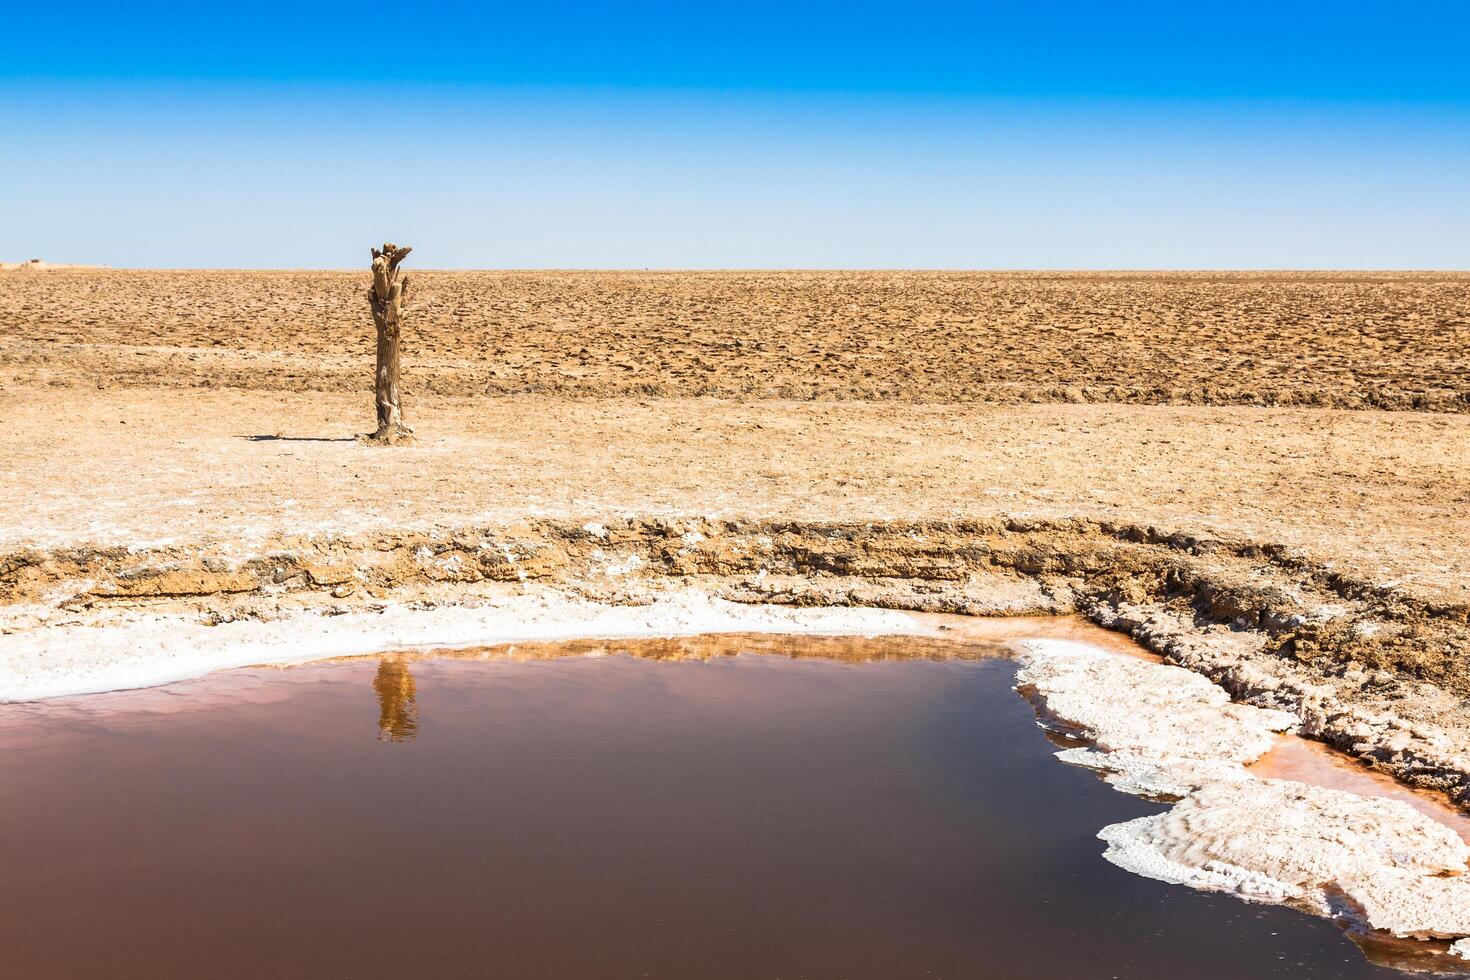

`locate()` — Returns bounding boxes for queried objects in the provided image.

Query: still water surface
[0,634,1438,978]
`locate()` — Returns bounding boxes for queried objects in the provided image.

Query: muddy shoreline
[6,514,1470,811]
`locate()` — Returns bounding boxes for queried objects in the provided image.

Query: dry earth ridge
[7,515,1470,811]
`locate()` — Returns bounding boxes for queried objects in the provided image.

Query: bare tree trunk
[363,242,414,444]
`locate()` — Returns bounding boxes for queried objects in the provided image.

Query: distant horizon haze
[3,2,1468,269]
[8,265,1470,273]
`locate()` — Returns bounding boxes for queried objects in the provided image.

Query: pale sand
[4,387,1465,606]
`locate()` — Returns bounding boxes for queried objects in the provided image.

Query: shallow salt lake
[0,633,1456,978]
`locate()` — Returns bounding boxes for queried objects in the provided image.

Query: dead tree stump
[363,242,414,444]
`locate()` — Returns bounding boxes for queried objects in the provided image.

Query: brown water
[0,633,1459,979]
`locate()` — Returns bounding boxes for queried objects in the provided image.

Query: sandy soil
[4,386,1466,606]
[6,270,1469,409]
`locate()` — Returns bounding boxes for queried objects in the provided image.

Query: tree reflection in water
[373,657,418,742]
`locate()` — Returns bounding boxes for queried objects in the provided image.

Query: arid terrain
[7,270,1470,409]
[4,268,1470,810]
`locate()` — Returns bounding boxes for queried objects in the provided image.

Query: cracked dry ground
[3,269,1470,804]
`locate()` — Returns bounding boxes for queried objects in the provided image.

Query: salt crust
[1019,639,1470,945]
[0,590,924,703]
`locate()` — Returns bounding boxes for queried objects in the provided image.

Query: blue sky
[3,2,1468,268]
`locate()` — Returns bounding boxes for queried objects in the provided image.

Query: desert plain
[3,268,1470,803]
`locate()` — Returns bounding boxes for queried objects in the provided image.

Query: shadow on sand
[236,434,357,443]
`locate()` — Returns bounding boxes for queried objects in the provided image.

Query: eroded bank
[5,515,1470,813]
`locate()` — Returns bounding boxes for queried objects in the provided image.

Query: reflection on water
[362,634,1011,747]
[409,629,1012,666]
[0,630,1462,979]
[373,658,418,742]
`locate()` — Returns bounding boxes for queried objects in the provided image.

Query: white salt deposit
[1100,780,1470,937]
[0,590,926,703]
[1018,638,1470,949]
[1017,641,1296,767]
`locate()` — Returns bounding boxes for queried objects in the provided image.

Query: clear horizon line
[9,265,1469,275]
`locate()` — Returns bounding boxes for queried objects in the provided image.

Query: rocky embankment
[4,516,1469,807]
